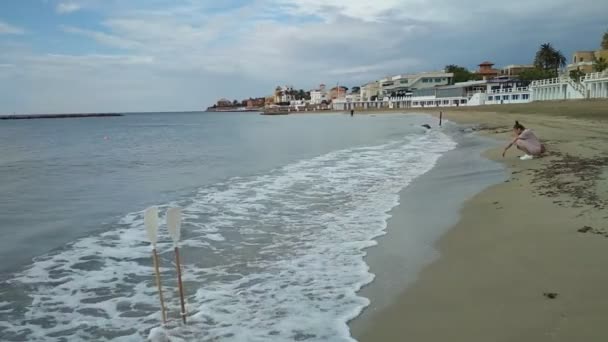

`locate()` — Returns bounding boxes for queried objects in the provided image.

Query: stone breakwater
[0,113,123,120]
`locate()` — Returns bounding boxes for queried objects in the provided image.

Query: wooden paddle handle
[152,249,167,324]
[174,246,187,324]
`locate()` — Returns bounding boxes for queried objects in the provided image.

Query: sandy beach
[356,101,608,341]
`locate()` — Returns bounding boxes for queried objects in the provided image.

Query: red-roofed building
[476,61,500,80]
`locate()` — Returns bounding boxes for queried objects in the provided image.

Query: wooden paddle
[144,206,167,324]
[167,207,187,324]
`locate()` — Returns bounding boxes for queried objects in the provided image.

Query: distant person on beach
[502,121,545,160]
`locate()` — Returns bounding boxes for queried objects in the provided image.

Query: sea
[0,112,470,341]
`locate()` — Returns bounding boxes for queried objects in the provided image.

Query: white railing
[388,95,413,101]
[564,77,586,95]
[530,77,571,87]
[582,70,608,81]
[490,87,529,94]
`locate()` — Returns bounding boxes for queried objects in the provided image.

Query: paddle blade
[144,206,159,245]
[166,207,182,244]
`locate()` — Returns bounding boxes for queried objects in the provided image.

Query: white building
[332,70,608,111]
[332,77,531,110]
[360,81,381,101]
[274,85,295,103]
[378,71,454,97]
[309,84,327,104]
[345,93,360,102]
[530,70,608,101]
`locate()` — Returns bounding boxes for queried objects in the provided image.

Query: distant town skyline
[1,0,607,114]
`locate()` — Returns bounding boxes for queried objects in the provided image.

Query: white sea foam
[0,129,456,341]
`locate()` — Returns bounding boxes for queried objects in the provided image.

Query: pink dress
[516,129,542,155]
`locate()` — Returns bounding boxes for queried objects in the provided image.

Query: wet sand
[356,107,608,341]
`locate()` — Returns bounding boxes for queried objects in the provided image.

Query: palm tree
[602,30,608,50]
[534,43,566,77]
[594,57,608,72]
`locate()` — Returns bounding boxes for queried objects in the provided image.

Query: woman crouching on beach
[502,121,545,160]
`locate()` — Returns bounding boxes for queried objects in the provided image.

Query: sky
[0,0,607,114]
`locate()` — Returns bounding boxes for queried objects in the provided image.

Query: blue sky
[0,0,607,113]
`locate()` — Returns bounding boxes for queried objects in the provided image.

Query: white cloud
[56,2,82,14]
[274,0,608,24]
[27,53,155,67]
[274,0,407,22]
[328,58,424,76]
[2,0,608,114]
[0,21,25,35]
[61,26,141,49]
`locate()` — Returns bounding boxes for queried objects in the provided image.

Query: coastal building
[332,77,531,110]
[345,93,360,103]
[247,98,265,108]
[378,71,453,97]
[216,98,233,107]
[500,64,535,77]
[274,85,295,103]
[583,70,608,98]
[530,70,608,100]
[310,84,327,104]
[567,49,608,75]
[568,51,597,74]
[264,96,275,106]
[360,82,381,101]
[329,86,348,100]
[476,61,500,80]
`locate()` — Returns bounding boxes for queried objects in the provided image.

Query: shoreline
[349,122,506,335]
[355,110,608,341]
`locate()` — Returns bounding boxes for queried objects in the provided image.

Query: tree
[519,68,555,82]
[232,100,238,106]
[602,30,608,50]
[351,86,361,93]
[594,57,608,72]
[534,43,566,77]
[445,64,480,83]
[569,68,585,81]
[297,89,306,100]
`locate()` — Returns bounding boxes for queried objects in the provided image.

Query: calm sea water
[0,112,455,341]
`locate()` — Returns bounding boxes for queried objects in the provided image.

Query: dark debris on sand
[529,151,608,211]
[543,292,559,299]
[577,225,608,237]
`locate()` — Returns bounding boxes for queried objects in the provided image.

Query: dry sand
[357,101,608,342]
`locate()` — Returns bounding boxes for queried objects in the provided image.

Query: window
[522,94,530,100]
[502,95,509,100]
[422,79,429,83]
[488,96,494,101]
[443,100,449,105]
[413,101,419,106]
[400,79,408,84]
[435,78,442,82]
[512,94,520,100]
[382,82,394,87]
[460,99,467,104]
